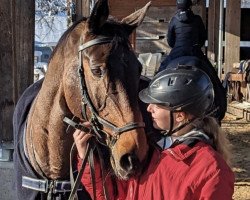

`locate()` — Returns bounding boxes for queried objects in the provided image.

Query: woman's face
[147,104,171,130]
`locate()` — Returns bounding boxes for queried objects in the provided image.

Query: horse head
[25,0,151,180]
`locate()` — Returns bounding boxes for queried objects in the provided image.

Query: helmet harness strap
[164,110,196,137]
[163,106,220,137]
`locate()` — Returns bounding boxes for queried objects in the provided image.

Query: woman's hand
[73,122,93,159]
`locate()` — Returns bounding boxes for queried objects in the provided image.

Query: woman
[74,65,234,200]
[158,0,207,72]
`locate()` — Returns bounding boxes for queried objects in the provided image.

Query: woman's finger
[78,133,92,143]
[74,133,93,159]
[73,129,82,139]
[82,121,91,127]
[75,132,88,142]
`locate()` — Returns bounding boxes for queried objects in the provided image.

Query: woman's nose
[147,104,153,112]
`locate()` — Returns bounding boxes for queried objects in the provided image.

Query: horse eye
[91,68,102,77]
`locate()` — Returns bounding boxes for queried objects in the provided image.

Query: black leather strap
[63,117,90,133]
[68,142,92,200]
[78,37,113,52]
[22,176,82,194]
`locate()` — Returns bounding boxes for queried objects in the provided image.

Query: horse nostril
[120,153,140,172]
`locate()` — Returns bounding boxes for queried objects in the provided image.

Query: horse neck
[32,28,81,124]
[25,22,85,179]
[35,21,87,116]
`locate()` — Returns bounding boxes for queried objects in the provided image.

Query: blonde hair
[191,117,232,166]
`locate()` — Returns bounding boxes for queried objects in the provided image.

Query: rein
[65,36,145,200]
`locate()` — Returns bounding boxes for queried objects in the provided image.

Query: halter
[65,36,145,146]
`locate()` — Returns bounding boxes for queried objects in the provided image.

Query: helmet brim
[139,88,161,104]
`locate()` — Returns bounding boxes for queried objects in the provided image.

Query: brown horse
[13,0,150,198]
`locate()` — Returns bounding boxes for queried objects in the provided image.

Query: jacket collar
[165,142,207,161]
[157,129,210,150]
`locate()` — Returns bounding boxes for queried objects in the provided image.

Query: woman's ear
[175,112,187,123]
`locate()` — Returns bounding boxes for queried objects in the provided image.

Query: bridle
[74,36,145,146]
[65,36,146,200]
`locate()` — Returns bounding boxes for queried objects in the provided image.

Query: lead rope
[68,142,92,200]
[89,144,97,200]
[69,143,78,200]
[88,143,111,200]
[95,144,111,200]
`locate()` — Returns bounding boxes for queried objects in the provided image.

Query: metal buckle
[22,176,48,193]
[53,180,71,193]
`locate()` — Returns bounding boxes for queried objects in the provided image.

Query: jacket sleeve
[167,17,176,48]
[199,169,235,200]
[78,155,128,200]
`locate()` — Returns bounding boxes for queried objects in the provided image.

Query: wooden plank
[75,0,82,20]
[83,0,90,17]
[223,112,241,120]
[245,111,250,122]
[0,0,34,142]
[136,4,205,56]
[222,73,246,82]
[224,0,241,74]
[135,6,175,54]
[136,6,175,39]
[142,6,176,21]
[229,74,246,82]
[137,22,168,37]
[136,39,169,54]
[75,0,90,20]
[109,0,176,19]
[14,0,35,100]
[227,101,250,121]
[207,0,220,62]
[0,1,13,142]
[227,104,244,118]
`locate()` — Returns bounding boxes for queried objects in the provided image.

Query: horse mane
[47,17,130,67]
[102,19,131,50]
[48,17,87,63]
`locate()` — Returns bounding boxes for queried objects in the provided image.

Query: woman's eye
[91,68,102,77]
[155,105,161,109]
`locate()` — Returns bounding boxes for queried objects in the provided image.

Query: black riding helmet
[176,0,192,9]
[139,65,214,135]
[139,65,214,117]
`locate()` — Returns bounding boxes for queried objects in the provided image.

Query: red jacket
[79,142,234,200]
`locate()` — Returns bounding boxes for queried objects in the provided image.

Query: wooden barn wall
[224,0,241,74]
[0,1,34,142]
[74,0,205,56]
[109,0,176,19]
[207,0,220,63]
[135,4,205,55]
[73,0,90,20]
[0,1,13,142]
[135,6,175,54]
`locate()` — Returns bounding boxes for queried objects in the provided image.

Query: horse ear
[121,1,151,35]
[88,0,109,33]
